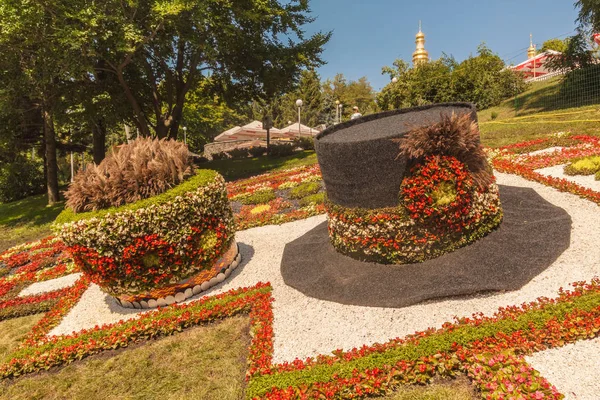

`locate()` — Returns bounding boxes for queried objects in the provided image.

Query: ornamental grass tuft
[394,112,493,189]
[65,137,194,213]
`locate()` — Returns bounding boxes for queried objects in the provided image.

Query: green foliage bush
[228,147,250,159]
[292,137,315,150]
[239,189,276,205]
[0,158,45,203]
[299,192,325,207]
[211,151,229,160]
[289,182,321,199]
[268,142,296,158]
[564,156,600,176]
[249,146,267,158]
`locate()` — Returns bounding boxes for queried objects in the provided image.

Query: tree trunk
[92,118,106,164]
[43,108,60,204]
[115,69,152,137]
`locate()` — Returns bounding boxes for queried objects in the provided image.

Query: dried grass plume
[395,112,493,188]
[65,137,194,213]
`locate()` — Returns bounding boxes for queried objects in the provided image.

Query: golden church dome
[412,21,429,66]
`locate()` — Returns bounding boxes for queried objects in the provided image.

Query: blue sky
[304,0,580,90]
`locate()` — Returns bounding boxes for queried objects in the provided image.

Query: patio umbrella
[279,123,321,138]
[214,121,286,142]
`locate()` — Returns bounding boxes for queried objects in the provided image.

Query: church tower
[527,33,536,59]
[412,21,429,67]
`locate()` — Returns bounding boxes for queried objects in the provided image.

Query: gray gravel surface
[526,338,600,399]
[536,164,600,192]
[19,273,82,297]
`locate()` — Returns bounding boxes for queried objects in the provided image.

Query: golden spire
[413,20,429,67]
[527,33,536,59]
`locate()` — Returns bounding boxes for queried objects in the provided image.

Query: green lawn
[478,78,600,148]
[0,194,64,253]
[0,315,250,400]
[203,150,318,181]
[0,314,44,360]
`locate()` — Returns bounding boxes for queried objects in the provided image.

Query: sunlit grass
[0,314,44,361]
[0,315,250,400]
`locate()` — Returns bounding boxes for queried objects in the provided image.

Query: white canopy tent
[214,121,288,142]
[279,123,321,137]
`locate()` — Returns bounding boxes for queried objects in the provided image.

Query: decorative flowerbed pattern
[4,148,600,398]
[227,165,326,230]
[0,238,78,321]
[7,271,600,399]
[56,171,236,299]
[490,135,600,205]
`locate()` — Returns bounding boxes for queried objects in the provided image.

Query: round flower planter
[315,103,503,264]
[55,170,238,307]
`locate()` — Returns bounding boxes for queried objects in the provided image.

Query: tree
[541,38,570,53]
[270,70,324,128]
[0,1,90,204]
[576,0,600,33]
[86,0,331,140]
[182,80,249,153]
[322,74,376,121]
[377,45,526,111]
[545,33,597,72]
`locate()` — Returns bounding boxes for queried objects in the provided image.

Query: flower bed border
[491,135,600,206]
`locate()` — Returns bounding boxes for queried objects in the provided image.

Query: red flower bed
[401,156,475,231]
[491,135,600,206]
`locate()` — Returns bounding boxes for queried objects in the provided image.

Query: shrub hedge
[288,182,321,199]
[239,189,277,205]
[299,192,325,207]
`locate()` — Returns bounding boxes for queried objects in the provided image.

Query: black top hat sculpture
[314,102,503,264]
[280,103,572,307]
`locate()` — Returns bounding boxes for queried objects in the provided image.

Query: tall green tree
[322,73,376,121]
[0,0,90,204]
[87,0,330,140]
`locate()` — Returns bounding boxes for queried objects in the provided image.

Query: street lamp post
[296,99,303,136]
[338,103,343,123]
[392,77,398,84]
[182,126,187,145]
[335,100,340,125]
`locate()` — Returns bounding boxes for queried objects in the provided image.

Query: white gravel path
[527,146,565,156]
[49,171,600,367]
[19,273,82,298]
[536,164,600,193]
[526,338,600,400]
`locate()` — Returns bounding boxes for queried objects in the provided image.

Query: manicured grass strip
[1,284,271,379]
[0,315,250,400]
[0,314,43,360]
[246,287,600,398]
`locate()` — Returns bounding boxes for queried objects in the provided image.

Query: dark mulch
[280,185,572,308]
